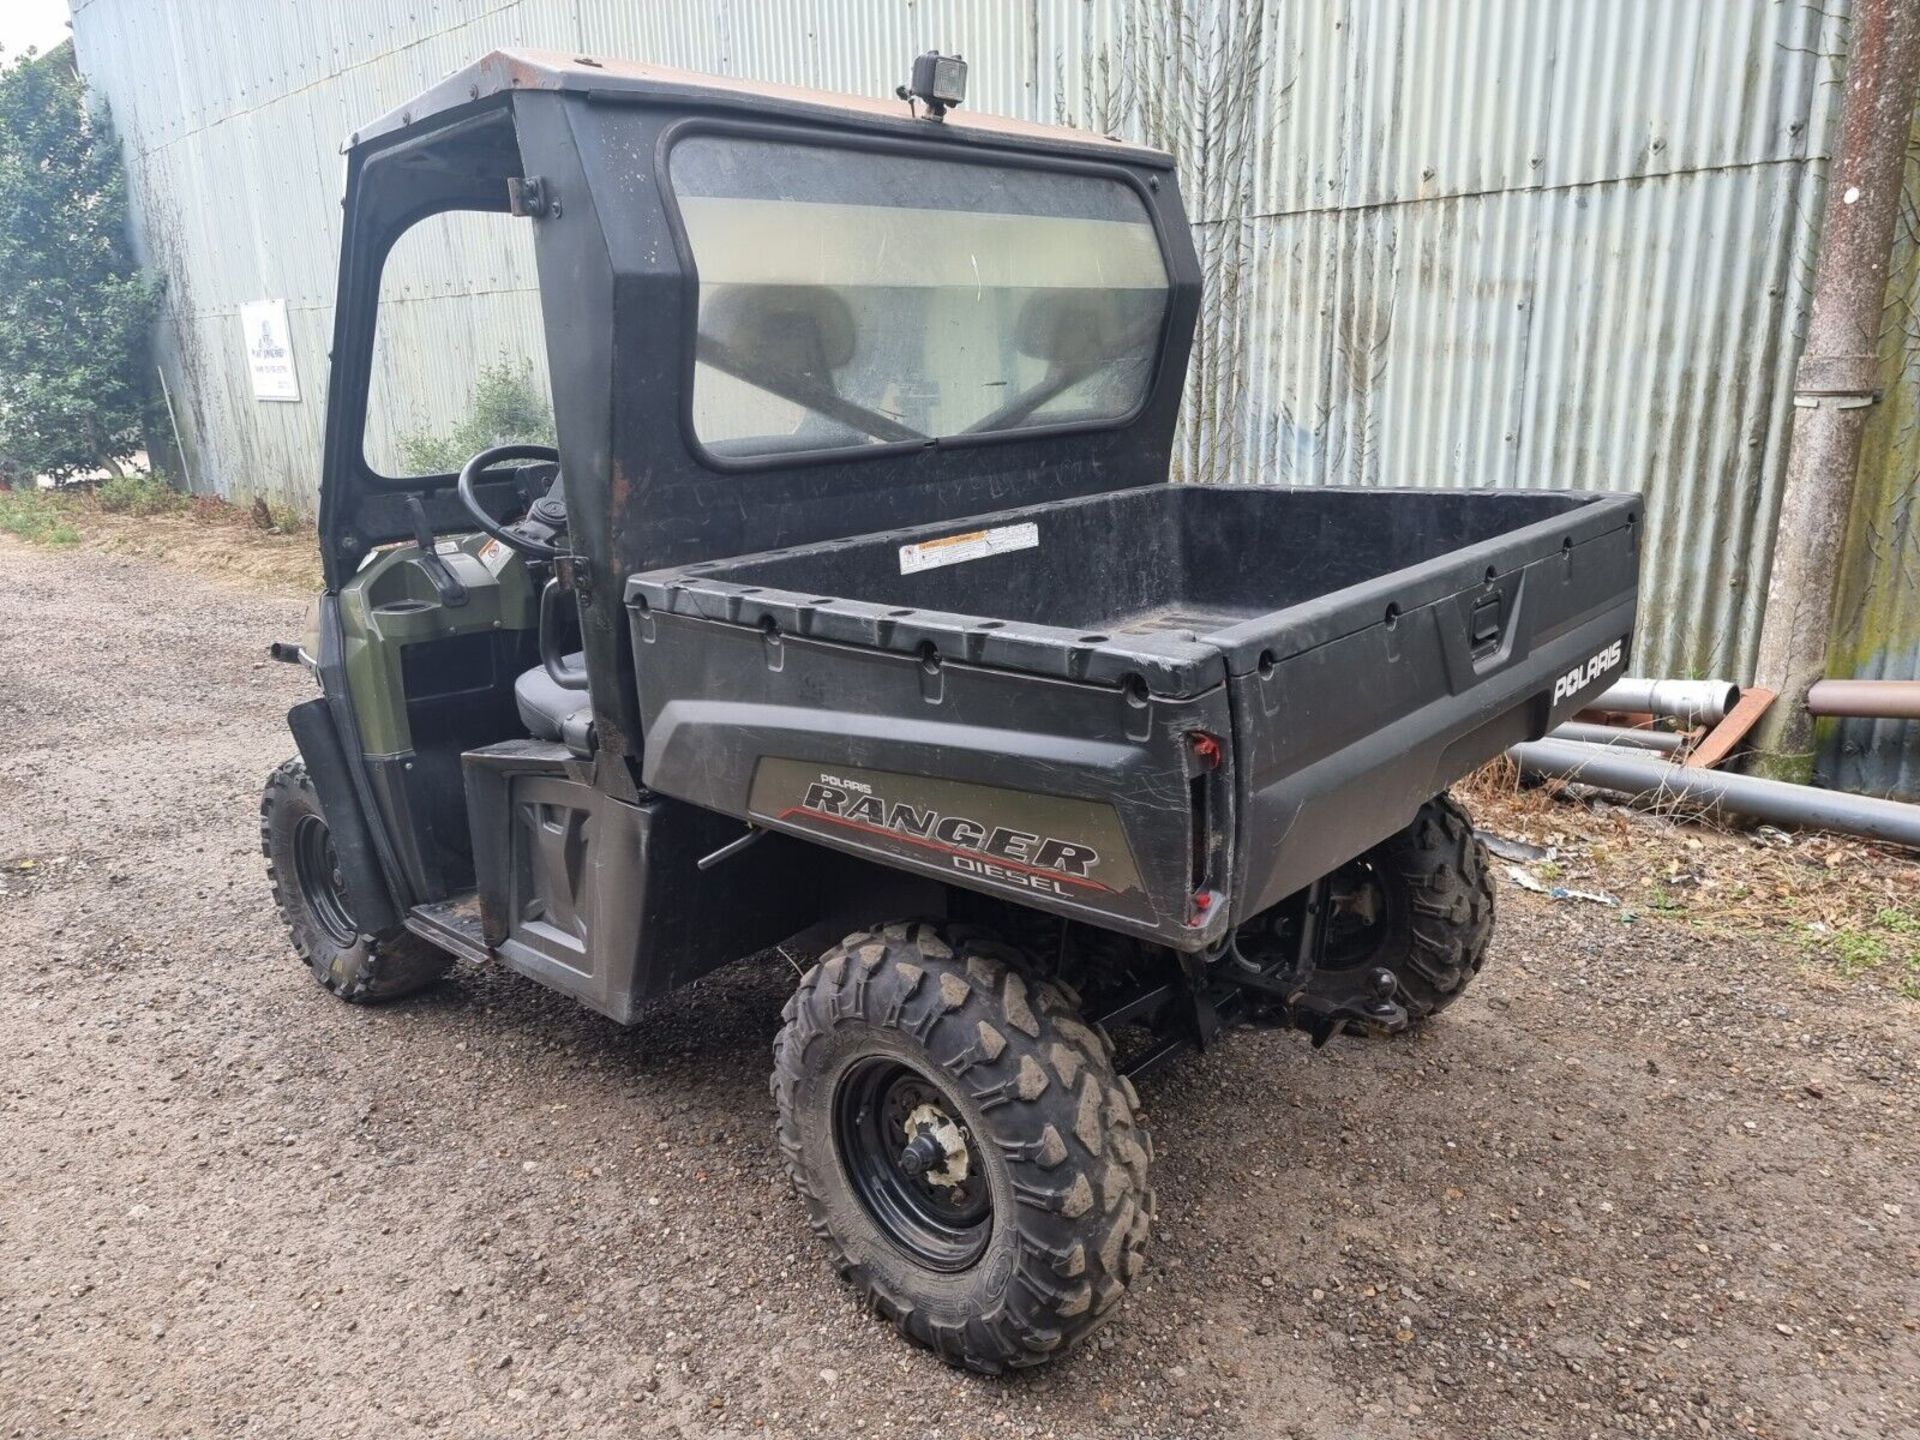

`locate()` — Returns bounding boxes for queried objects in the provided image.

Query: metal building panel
[580,0,1043,116]
[68,0,1862,713]
[1237,0,1837,220]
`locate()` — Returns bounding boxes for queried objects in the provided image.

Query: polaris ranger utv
[262,48,1639,1373]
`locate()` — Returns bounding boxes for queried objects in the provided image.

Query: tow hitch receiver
[1092,878,1415,1079]
[1228,955,1412,1047]
[1220,875,1411,1046]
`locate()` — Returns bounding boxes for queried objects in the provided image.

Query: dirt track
[3,537,1916,1440]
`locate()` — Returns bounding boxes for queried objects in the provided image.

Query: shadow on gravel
[375,945,807,1075]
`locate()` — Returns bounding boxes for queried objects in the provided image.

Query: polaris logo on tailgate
[1552,640,1624,705]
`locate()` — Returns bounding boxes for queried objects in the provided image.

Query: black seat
[514,656,592,751]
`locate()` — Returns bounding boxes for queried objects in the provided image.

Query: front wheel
[260,759,449,1003]
[771,921,1153,1373]
[1319,792,1494,1022]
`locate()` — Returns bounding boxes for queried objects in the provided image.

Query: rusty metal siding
[1221,158,1826,680]
[74,0,1851,690]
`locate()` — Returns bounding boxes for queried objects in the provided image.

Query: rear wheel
[771,920,1153,1373]
[1318,792,1494,1022]
[260,758,449,1002]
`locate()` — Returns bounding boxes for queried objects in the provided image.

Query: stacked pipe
[1518,675,1920,849]
[1542,676,1731,753]
[1587,678,1739,726]
[1550,721,1684,754]
[1509,738,1920,848]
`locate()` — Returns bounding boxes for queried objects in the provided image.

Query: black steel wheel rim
[833,1057,992,1272]
[292,813,357,947]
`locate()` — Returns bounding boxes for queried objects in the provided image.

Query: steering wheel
[457,443,564,560]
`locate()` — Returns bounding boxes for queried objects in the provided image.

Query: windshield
[668,136,1170,460]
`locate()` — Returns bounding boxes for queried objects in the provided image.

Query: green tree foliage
[0,42,154,487]
[397,358,556,475]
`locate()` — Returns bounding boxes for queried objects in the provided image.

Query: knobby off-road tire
[771,921,1153,1373]
[260,758,449,1003]
[1328,792,1494,1023]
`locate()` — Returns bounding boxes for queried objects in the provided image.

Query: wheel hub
[834,1059,991,1272]
[900,1102,970,1189]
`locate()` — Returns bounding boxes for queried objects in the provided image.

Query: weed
[1792,920,1894,980]
[0,488,81,546]
[96,472,188,516]
[1830,928,1891,977]
[258,497,311,535]
[1645,887,1685,914]
[1872,905,1920,936]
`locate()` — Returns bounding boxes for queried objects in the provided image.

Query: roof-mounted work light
[899,51,967,120]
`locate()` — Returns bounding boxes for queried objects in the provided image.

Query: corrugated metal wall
[72,0,1853,687]
[69,0,580,510]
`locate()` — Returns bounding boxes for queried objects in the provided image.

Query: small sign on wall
[241,299,300,402]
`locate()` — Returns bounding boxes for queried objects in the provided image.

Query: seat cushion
[514,656,592,743]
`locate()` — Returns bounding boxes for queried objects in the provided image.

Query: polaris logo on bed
[1552,640,1624,705]
[798,779,1104,896]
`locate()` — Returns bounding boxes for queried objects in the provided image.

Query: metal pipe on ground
[1551,722,1686,754]
[1805,679,1920,720]
[1590,678,1741,726]
[1509,738,1920,848]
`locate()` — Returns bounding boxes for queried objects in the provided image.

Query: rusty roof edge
[343,46,1173,167]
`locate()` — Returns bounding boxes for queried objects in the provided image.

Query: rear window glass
[668,135,1169,461]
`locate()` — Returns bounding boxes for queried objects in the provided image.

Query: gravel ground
[3,537,1916,1440]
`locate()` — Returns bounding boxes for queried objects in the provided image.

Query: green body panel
[334,534,537,757]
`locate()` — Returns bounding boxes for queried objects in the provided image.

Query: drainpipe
[1751,0,1920,781]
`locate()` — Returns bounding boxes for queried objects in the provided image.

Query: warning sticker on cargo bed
[898,522,1039,575]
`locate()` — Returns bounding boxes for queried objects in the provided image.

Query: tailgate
[1221,494,1640,918]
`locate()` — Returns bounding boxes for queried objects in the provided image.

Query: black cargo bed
[624,482,1639,948]
[627,484,1633,697]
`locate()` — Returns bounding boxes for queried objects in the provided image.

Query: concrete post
[1751,0,1920,781]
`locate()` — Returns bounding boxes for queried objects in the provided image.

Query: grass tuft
[0,488,82,545]
[96,472,189,516]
